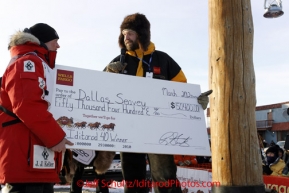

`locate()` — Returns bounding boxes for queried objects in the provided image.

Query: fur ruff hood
[8,31,40,50]
[7,31,55,68]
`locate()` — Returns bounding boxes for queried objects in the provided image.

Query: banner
[177,167,289,193]
[263,175,289,193]
[49,65,211,156]
[177,167,210,193]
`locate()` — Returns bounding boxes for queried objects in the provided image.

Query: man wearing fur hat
[0,23,73,193]
[105,13,211,193]
[263,145,286,176]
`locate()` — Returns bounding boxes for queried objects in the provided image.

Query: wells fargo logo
[56,69,74,86]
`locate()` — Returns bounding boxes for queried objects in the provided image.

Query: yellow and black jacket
[109,42,187,83]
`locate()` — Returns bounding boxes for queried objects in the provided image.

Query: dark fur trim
[119,13,150,51]
[93,151,116,174]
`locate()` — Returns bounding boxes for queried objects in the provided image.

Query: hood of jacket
[8,31,52,67]
[8,31,40,49]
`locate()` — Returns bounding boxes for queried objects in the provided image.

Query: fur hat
[118,13,150,51]
[266,145,279,157]
[26,23,59,43]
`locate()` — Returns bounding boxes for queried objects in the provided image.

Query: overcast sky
[0,0,288,107]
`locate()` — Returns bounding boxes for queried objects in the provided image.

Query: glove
[178,161,185,166]
[197,90,213,110]
[105,61,127,73]
[263,165,273,175]
[184,160,192,166]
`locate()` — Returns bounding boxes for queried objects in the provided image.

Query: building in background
[206,101,289,147]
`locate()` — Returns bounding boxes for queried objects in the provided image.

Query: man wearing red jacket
[0,23,73,193]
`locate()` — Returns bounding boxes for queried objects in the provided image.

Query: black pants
[70,165,109,193]
[2,183,53,193]
[120,153,182,193]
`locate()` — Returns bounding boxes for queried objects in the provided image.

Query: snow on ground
[1,181,125,193]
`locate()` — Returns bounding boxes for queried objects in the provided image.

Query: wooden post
[209,0,265,192]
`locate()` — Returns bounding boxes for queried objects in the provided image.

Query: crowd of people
[262,143,289,177]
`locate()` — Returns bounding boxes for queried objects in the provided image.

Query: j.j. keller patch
[23,60,35,72]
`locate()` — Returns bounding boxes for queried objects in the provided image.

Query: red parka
[0,31,65,183]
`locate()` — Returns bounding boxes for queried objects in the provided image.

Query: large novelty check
[49,65,211,156]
